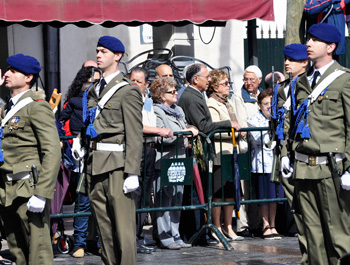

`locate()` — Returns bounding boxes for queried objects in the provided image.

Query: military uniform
[292,61,350,265]
[0,90,61,265]
[86,72,143,265]
[272,78,308,264]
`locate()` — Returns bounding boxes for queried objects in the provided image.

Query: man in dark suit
[178,63,240,133]
[178,64,240,244]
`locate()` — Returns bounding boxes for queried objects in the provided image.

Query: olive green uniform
[0,90,61,265]
[293,61,350,265]
[86,72,143,265]
[272,78,308,264]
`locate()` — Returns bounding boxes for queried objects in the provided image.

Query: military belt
[6,172,30,181]
[90,142,124,152]
[295,151,345,166]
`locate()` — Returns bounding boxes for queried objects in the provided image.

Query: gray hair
[244,65,262,79]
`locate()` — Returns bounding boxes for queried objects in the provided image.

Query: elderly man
[178,63,240,245]
[287,24,350,265]
[130,67,173,254]
[271,43,308,264]
[73,36,143,265]
[0,54,61,265]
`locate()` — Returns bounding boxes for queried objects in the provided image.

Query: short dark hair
[29,73,39,88]
[130,67,149,83]
[186,63,204,84]
[258,88,273,104]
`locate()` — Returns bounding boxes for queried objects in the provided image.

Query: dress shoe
[163,242,181,250]
[206,238,219,246]
[237,228,252,237]
[222,229,244,241]
[143,236,157,246]
[176,241,192,248]
[0,259,12,265]
[72,247,84,258]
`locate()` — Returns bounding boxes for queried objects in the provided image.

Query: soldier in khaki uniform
[284,24,350,265]
[0,54,61,265]
[271,43,308,264]
[72,36,143,265]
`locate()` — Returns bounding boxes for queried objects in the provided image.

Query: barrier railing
[52,127,287,251]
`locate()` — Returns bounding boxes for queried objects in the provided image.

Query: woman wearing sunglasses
[150,77,198,250]
[206,69,245,242]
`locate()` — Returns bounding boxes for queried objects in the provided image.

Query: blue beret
[308,23,341,44]
[7,54,41,75]
[97,36,125,53]
[283,44,308,61]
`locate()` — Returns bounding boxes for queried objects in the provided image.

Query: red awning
[0,0,274,27]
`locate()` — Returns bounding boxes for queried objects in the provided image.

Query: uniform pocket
[322,91,339,116]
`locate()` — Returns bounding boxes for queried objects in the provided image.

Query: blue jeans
[73,191,90,249]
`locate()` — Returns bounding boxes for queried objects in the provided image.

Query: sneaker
[176,241,192,248]
[72,247,84,258]
[163,243,181,250]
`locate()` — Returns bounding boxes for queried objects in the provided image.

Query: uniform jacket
[178,86,231,134]
[293,61,350,179]
[0,90,61,206]
[153,104,188,169]
[86,72,143,176]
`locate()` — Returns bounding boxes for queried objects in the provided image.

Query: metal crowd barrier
[52,127,287,251]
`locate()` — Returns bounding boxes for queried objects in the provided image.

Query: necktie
[99,79,107,95]
[311,71,320,89]
[5,99,13,114]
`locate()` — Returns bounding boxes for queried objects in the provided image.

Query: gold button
[284,125,287,129]
[286,115,289,118]
[108,104,111,107]
[335,147,338,151]
[325,95,329,99]
[116,140,120,144]
[304,139,309,142]
[96,116,100,120]
[26,165,29,169]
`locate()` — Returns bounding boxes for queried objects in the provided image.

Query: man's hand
[231,121,241,131]
[281,156,293,179]
[158,128,174,139]
[71,137,86,160]
[123,174,139,194]
[341,171,350,190]
[27,195,46,213]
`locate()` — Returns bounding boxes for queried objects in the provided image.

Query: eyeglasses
[165,89,177,95]
[243,78,257,83]
[196,75,210,80]
[219,81,230,87]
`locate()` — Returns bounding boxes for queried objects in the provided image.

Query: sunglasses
[165,90,177,95]
[219,81,230,86]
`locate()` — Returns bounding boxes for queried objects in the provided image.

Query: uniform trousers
[154,170,184,247]
[280,176,308,265]
[87,169,136,265]
[294,176,350,265]
[0,197,53,265]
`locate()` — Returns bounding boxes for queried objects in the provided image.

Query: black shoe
[237,228,253,238]
[206,238,219,246]
[137,245,153,254]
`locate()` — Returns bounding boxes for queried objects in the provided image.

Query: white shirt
[95,71,120,95]
[308,60,335,87]
[247,111,273,173]
[11,89,31,106]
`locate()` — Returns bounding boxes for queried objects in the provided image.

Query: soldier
[72,36,143,265]
[0,54,61,265]
[271,43,308,264]
[284,24,350,265]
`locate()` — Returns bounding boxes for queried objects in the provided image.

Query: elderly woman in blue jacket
[150,77,198,250]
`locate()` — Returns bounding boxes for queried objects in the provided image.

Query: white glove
[263,134,276,150]
[281,156,293,179]
[27,195,46,213]
[123,174,139,194]
[341,171,350,190]
[71,137,86,160]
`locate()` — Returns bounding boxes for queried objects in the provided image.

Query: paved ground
[0,205,303,265]
[0,227,302,265]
